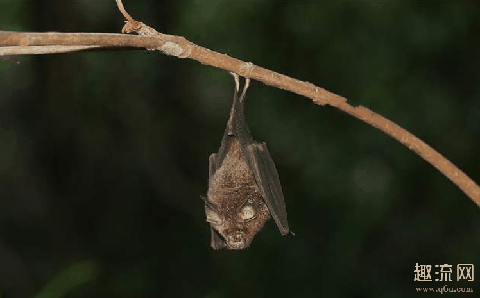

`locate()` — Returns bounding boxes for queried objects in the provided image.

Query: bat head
[202,187,271,249]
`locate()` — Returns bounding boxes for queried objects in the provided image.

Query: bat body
[203,74,289,250]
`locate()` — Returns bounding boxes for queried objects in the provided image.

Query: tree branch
[0,1,478,207]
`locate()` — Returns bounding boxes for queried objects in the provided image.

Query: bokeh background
[1,1,479,297]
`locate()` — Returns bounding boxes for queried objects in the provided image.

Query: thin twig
[115,0,133,22]
[0,1,478,207]
[0,45,102,55]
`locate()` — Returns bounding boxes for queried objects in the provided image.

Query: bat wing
[208,152,228,249]
[209,153,218,180]
[245,142,290,235]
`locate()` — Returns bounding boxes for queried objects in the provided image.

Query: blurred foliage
[0,1,479,298]
[33,261,96,298]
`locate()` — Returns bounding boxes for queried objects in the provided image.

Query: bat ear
[210,227,227,249]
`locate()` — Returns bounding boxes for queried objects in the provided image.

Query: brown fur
[207,138,270,249]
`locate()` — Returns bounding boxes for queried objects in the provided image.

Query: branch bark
[0,1,478,207]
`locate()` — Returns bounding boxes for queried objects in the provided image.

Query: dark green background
[1,1,479,297]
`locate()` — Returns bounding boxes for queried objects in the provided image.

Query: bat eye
[240,205,256,221]
[205,207,222,224]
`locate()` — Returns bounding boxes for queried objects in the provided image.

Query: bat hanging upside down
[202,73,290,250]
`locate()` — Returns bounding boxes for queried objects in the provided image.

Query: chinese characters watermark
[415,263,474,282]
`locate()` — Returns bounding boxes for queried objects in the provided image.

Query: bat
[202,73,290,250]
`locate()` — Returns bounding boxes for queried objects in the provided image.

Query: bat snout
[226,231,247,250]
